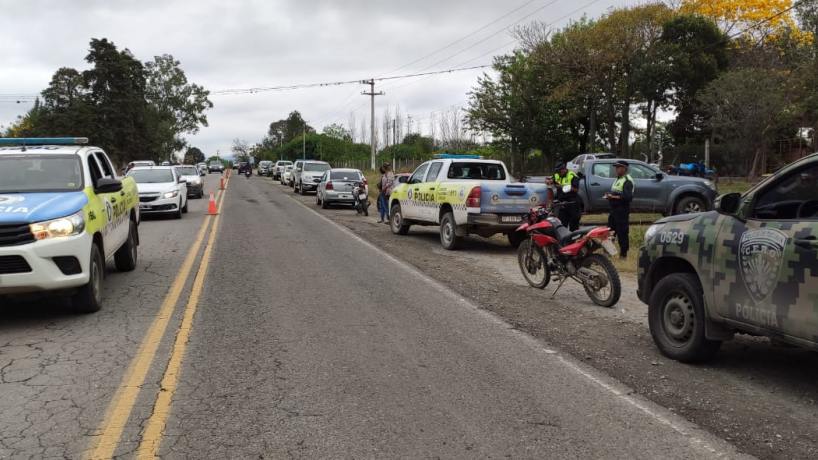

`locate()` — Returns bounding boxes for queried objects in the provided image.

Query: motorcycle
[244,168,251,178]
[515,199,621,307]
[352,181,370,216]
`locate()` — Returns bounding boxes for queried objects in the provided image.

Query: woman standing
[378,163,394,223]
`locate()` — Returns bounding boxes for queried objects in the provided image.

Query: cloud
[0,0,632,156]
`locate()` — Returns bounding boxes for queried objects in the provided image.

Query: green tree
[268,111,314,145]
[184,146,205,164]
[322,123,351,141]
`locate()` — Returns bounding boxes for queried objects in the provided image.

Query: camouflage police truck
[638,153,818,362]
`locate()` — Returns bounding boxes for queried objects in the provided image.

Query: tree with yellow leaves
[680,0,804,41]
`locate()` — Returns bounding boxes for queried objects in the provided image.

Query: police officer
[604,160,634,258]
[550,162,581,230]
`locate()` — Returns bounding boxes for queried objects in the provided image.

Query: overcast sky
[1,0,636,158]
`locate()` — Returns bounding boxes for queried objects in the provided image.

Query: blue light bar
[432,153,483,159]
[0,137,89,146]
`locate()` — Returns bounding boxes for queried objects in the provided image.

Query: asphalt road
[1,174,748,458]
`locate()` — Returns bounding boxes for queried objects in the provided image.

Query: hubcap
[392,211,401,228]
[685,202,702,213]
[663,293,695,343]
[443,220,452,242]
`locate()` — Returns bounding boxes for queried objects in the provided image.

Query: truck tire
[648,273,721,363]
[674,196,706,214]
[390,203,411,235]
[72,243,104,313]
[440,211,462,250]
[114,220,138,272]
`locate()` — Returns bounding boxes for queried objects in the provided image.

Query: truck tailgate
[479,182,548,214]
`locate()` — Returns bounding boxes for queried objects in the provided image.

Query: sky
[0,0,637,158]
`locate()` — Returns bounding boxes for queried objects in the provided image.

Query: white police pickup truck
[0,138,140,313]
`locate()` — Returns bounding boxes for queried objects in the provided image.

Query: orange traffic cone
[207,192,219,215]
[219,177,225,190]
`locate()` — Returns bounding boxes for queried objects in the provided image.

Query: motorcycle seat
[559,226,596,246]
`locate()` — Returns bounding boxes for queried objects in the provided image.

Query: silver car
[273,160,292,180]
[174,165,204,199]
[316,168,366,208]
[281,165,294,185]
[294,160,331,195]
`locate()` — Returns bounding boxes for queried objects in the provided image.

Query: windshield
[128,169,175,183]
[330,171,361,181]
[209,162,221,166]
[175,167,198,176]
[305,163,330,172]
[0,155,83,193]
[447,162,506,180]
[278,161,292,166]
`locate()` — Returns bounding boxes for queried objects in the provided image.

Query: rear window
[330,171,361,180]
[305,163,330,172]
[0,154,83,192]
[175,166,198,176]
[128,169,174,183]
[447,162,506,180]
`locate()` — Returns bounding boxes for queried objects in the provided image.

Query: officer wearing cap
[604,160,634,258]
[550,161,581,230]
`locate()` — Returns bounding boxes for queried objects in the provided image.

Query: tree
[232,138,250,162]
[680,0,806,41]
[267,111,314,145]
[322,123,351,141]
[184,146,205,164]
[144,54,213,159]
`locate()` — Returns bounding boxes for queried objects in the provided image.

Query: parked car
[0,137,140,313]
[576,159,717,215]
[567,153,615,173]
[273,160,293,180]
[294,161,331,194]
[638,152,818,362]
[388,155,549,249]
[127,166,188,219]
[316,168,366,208]
[127,160,156,171]
[281,165,294,185]
[196,162,208,176]
[174,165,204,199]
[258,160,274,177]
[208,161,224,173]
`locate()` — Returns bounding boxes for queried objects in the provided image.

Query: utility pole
[302,122,306,161]
[392,119,397,146]
[361,79,384,170]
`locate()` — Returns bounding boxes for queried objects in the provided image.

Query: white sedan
[127,166,188,219]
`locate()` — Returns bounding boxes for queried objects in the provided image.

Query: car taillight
[326,181,334,190]
[466,186,481,208]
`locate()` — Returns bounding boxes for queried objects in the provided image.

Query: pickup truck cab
[638,152,818,362]
[578,158,717,215]
[0,138,140,313]
[389,155,548,249]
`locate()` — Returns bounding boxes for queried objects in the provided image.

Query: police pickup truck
[389,155,548,249]
[0,138,140,313]
[638,153,818,362]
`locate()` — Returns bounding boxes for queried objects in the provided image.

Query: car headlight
[703,180,716,191]
[30,211,85,240]
[644,223,664,243]
[163,190,179,199]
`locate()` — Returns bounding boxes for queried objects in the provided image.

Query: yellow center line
[85,181,229,460]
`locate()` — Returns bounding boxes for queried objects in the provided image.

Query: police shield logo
[0,195,25,205]
[739,228,787,303]
[104,200,114,223]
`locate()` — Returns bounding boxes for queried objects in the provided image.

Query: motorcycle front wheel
[517,239,549,289]
[580,253,621,307]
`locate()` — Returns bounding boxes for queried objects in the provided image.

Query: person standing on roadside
[604,160,634,259]
[378,164,395,224]
[550,162,581,230]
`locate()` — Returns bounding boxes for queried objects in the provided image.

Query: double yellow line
[86,183,228,459]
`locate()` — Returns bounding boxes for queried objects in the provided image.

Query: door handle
[795,237,818,250]
[591,182,600,186]
[120,191,125,196]
[428,187,436,191]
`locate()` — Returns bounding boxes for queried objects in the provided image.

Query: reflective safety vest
[611,174,634,193]
[553,171,577,187]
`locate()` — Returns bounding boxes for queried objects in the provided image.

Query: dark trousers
[558,202,581,231]
[608,205,630,256]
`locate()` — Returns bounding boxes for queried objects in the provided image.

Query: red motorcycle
[515,202,621,307]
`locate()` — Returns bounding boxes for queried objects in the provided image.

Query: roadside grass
[717,178,755,195]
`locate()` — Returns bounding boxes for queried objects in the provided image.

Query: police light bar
[0,137,89,146]
[432,153,483,159]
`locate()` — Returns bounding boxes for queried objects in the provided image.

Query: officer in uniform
[604,160,634,258]
[550,162,581,230]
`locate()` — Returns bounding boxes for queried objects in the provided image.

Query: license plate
[602,239,619,256]
[501,215,522,223]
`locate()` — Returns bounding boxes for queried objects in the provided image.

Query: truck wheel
[674,196,706,214]
[507,231,526,248]
[390,203,411,235]
[72,243,104,313]
[114,220,138,272]
[440,211,462,250]
[648,273,721,363]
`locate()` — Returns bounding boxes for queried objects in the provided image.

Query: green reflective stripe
[611,175,634,193]
[554,171,576,187]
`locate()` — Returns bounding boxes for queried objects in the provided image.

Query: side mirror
[95,177,123,194]
[178,178,187,184]
[655,173,664,181]
[716,192,741,214]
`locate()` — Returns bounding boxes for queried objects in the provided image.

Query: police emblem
[458,188,465,200]
[491,193,500,203]
[104,200,114,223]
[407,188,413,200]
[529,194,539,205]
[0,195,25,205]
[739,228,787,303]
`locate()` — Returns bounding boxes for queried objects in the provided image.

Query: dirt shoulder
[276,182,818,460]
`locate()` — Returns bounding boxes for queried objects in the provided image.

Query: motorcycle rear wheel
[517,240,549,289]
[580,254,621,307]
